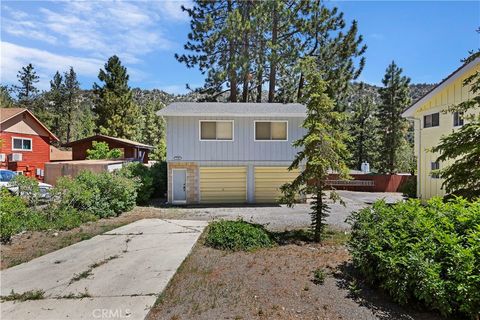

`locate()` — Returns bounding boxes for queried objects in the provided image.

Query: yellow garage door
[200,167,247,204]
[255,167,300,203]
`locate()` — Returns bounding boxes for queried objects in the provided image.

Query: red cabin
[0,108,59,180]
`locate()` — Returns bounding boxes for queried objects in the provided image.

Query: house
[157,102,306,204]
[402,57,480,200]
[0,108,59,179]
[62,134,153,164]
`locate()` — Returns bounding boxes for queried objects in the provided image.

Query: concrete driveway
[167,191,404,230]
[0,219,207,320]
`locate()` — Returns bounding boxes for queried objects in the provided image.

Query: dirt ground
[0,206,182,270]
[146,233,442,320]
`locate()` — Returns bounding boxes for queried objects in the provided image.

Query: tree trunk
[297,73,304,101]
[227,0,237,102]
[314,185,323,243]
[268,3,278,103]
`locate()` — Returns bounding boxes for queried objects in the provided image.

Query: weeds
[1,289,45,302]
[312,268,326,285]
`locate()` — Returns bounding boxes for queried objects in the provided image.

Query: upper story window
[200,120,233,141]
[12,137,32,151]
[424,112,439,128]
[255,121,288,141]
[453,111,464,127]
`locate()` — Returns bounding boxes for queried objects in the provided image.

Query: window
[255,121,288,141]
[12,137,32,151]
[453,111,464,127]
[200,121,233,141]
[431,161,440,179]
[424,113,439,128]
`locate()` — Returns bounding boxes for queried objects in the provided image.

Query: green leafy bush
[347,197,480,318]
[10,175,41,207]
[86,141,122,160]
[118,162,153,204]
[0,188,97,243]
[53,171,137,218]
[205,220,274,251]
[398,176,417,198]
[0,188,30,243]
[150,161,167,198]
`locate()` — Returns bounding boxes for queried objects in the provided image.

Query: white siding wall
[165,116,305,162]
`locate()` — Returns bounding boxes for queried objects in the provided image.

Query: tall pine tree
[93,55,140,139]
[281,59,350,242]
[140,101,166,161]
[377,61,411,174]
[13,64,40,110]
[64,67,81,143]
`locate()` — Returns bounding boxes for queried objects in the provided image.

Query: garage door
[254,167,300,203]
[200,167,247,203]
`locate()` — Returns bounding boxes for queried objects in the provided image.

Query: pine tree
[348,94,379,170]
[13,64,40,110]
[377,61,411,174]
[45,71,65,140]
[0,86,15,108]
[140,101,166,161]
[177,0,365,104]
[280,59,350,242]
[64,67,80,143]
[431,51,480,199]
[93,55,140,139]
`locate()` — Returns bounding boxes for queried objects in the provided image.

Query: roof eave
[156,112,307,118]
[401,57,480,119]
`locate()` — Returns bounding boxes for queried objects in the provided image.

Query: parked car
[0,169,52,198]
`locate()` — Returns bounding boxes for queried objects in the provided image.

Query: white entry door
[172,169,187,204]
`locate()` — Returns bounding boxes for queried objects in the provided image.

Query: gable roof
[0,108,59,141]
[63,134,154,150]
[402,57,480,118]
[157,102,307,117]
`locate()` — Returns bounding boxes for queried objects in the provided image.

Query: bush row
[0,168,144,243]
[347,197,480,318]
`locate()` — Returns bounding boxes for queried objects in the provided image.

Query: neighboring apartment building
[402,57,480,200]
[0,108,59,179]
[157,103,306,204]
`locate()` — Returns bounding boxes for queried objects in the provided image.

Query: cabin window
[255,121,288,141]
[424,113,439,128]
[453,111,464,127]
[200,121,233,141]
[431,161,440,179]
[12,137,32,151]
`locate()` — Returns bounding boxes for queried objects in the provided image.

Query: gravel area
[161,191,404,231]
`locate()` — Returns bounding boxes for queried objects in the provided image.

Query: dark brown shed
[63,134,153,164]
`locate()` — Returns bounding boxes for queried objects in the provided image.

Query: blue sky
[1,1,478,94]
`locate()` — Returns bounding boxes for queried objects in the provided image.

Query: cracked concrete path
[0,219,207,320]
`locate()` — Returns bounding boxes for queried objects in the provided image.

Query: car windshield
[0,171,16,182]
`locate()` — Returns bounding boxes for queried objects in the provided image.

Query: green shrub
[347,197,480,318]
[118,163,153,204]
[312,268,326,285]
[10,175,41,207]
[205,220,274,251]
[150,161,167,198]
[86,141,122,160]
[53,171,137,218]
[0,188,29,242]
[398,176,417,198]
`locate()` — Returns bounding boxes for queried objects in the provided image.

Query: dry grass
[147,229,442,320]
[0,206,186,270]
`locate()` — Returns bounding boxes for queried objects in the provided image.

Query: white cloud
[156,1,192,21]
[2,1,178,66]
[0,41,103,89]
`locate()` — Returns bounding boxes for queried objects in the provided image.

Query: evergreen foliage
[93,55,140,140]
[178,0,366,105]
[377,61,411,174]
[431,51,480,199]
[280,59,350,242]
[13,64,39,110]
